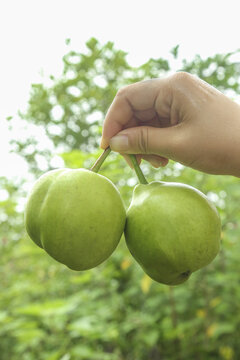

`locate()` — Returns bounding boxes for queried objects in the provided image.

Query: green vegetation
[1,38,240,359]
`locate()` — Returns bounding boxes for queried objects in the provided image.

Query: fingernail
[110,135,129,151]
[100,137,108,149]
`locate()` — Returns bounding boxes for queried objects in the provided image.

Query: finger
[109,124,183,160]
[120,153,168,169]
[140,155,169,168]
[120,154,142,169]
[100,78,171,149]
[100,92,133,149]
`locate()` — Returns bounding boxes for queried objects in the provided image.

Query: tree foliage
[9,38,240,174]
[2,38,240,359]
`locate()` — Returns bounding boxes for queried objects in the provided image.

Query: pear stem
[129,155,148,184]
[90,147,111,173]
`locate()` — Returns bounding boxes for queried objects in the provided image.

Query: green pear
[25,168,126,270]
[125,181,221,285]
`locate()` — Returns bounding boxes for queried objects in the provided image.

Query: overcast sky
[1,0,240,177]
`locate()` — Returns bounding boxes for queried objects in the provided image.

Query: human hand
[101,72,240,177]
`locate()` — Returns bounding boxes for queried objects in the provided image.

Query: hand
[101,72,240,177]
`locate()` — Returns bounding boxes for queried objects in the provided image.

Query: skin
[25,169,126,270]
[125,182,221,285]
[101,72,240,177]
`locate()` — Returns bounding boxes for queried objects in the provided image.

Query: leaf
[210,297,221,308]
[196,309,206,318]
[219,346,234,360]
[141,274,152,294]
[15,299,75,317]
[206,323,218,337]
[120,258,132,270]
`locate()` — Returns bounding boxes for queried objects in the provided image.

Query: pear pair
[25,152,221,285]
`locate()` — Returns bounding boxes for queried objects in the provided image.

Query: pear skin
[125,182,221,285]
[25,169,126,270]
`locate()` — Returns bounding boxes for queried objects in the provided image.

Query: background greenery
[1,38,240,360]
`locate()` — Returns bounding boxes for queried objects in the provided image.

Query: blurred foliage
[1,38,240,359]
[8,37,240,175]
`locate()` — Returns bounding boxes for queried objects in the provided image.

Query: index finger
[100,78,170,149]
[100,90,133,149]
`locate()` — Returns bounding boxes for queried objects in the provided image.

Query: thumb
[109,125,180,158]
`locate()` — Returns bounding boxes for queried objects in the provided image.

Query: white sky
[1,0,240,178]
